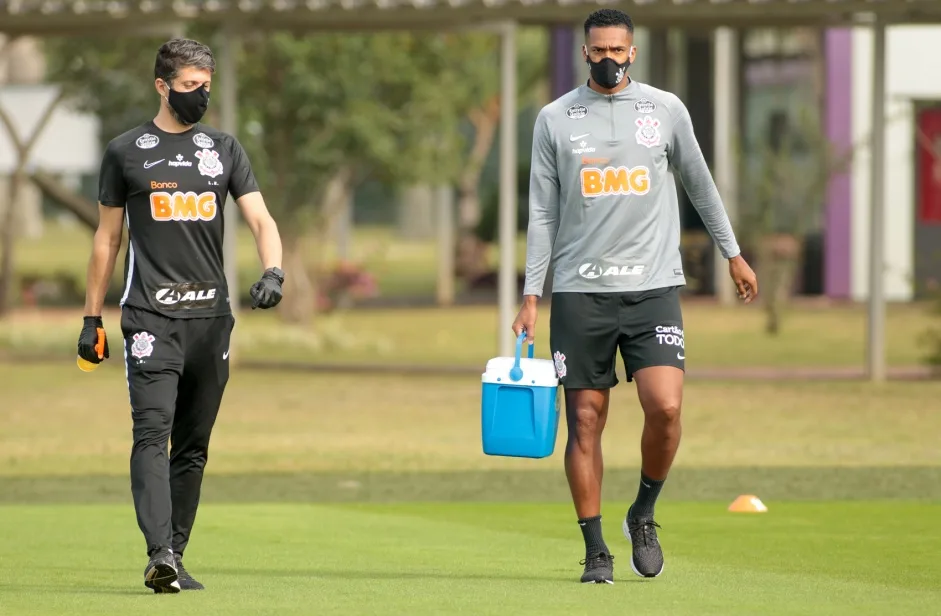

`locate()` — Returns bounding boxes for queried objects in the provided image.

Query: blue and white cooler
[481,331,561,459]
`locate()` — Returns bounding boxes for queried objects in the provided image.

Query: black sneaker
[622,508,664,578]
[144,547,180,594]
[579,551,615,584]
[174,554,205,590]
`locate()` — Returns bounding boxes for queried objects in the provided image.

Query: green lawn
[3,364,940,480]
[12,220,941,369]
[2,300,938,369]
[2,502,939,615]
[15,221,525,302]
[1,364,939,613]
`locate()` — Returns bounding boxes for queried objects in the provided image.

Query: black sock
[578,515,608,557]
[630,472,665,520]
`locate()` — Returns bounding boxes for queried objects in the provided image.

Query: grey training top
[522,79,741,297]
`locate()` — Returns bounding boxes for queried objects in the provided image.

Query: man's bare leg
[564,388,610,519]
[622,365,684,578]
[564,388,616,583]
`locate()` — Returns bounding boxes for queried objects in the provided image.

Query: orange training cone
[728,494,768,513]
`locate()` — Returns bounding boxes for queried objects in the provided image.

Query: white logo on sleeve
[130,332,156,359]
[635,116,662,148]
[223,349,229,360]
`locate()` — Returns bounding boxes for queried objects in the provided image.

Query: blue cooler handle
[509,330,534,382]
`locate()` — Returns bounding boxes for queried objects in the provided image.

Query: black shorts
[548,286,685,389]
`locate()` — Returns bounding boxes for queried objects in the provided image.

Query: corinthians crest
[635,116,661,148]
[130,331,155,359]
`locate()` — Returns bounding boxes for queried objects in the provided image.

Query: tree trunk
[30,170,99,231]
[396,184,436,240]
[279,232,316,325]
[456,96,500,280]
[0,168,24,315]
[760,234,801,336]
[0,87,66,315]
[277,168,353,324]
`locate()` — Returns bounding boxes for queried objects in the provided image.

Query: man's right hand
[511,296,539,345]
[77,316,110,364]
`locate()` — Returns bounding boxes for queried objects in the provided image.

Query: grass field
[11,219,941,369]
[16,221,517,301]
[1,363,940,614]
[2,300,938,370]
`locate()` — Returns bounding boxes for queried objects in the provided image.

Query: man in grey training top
[512,9,758,585]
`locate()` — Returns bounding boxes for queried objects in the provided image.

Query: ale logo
[149,191,218,222]
[580,166,650,197]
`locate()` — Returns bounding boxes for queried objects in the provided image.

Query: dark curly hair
[584,9,634,37]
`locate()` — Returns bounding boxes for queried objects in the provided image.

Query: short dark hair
[154,38,215,85]
[584,9,634,37]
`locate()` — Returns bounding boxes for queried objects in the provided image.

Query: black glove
[250,267,284,310]
[77,316,110,364]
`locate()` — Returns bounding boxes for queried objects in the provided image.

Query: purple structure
[551,27,576,99]
[824,29,853,298]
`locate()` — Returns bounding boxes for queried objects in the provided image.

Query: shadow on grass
[3,582,144,596]
[2,466,940,504]
[202,566,595,584]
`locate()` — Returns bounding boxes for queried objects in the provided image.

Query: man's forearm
[253,218,283,271]
[83,235,120,315]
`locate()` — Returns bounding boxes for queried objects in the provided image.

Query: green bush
[474,161,530,244]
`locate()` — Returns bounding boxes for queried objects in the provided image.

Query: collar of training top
[581,78,639,100]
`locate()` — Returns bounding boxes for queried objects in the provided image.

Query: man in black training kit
[512,10,758,584]
[76,38,284,594]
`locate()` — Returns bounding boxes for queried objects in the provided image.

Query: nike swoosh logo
[223,350,229,360]
[143,159,164,169]
[569,133,590,141]
[677,353,685,360]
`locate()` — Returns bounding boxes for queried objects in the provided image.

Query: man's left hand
[249,267,284,310]
[728,255,758,304]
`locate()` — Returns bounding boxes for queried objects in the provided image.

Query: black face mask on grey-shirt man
[588,57,630,89]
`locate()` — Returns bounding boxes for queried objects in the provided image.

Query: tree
[447,29,548,282]
[736,106,851,335]
[0,35,67,314]
[42,28,516,322]
[235,31,492,322]
[43,36,167,147]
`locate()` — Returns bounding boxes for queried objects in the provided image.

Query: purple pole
[551,26,576,99]
[824,28,853,298]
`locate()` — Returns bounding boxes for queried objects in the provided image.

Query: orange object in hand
[76,327,107,372]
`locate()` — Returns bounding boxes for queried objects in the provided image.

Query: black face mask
[588,57,630,90]
[166,85,210,125]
